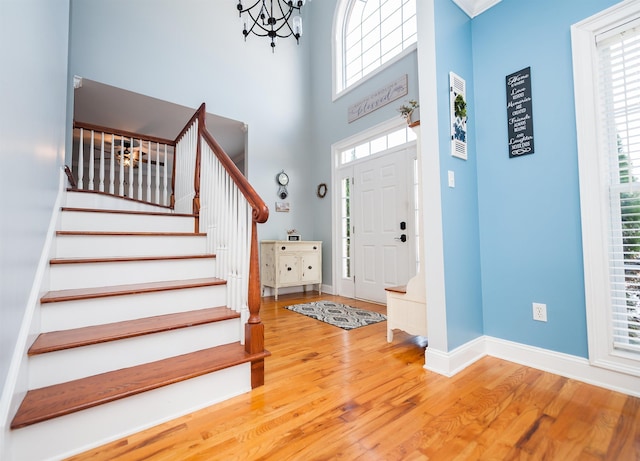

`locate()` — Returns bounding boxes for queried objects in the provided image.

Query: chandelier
[236,0,308,51]
[116,149,139,168]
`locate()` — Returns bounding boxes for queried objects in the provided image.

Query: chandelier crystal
[236,0,308,51]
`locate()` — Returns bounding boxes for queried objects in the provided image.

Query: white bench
[385,271,427,342]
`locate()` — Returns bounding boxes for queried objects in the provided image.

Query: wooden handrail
[176,102,269,387]
[64,165,77,189]
[174,102,206,144]
[73,121,175,147]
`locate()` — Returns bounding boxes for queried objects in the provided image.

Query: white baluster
[163,144,168,206]
[88,130,95,191]
[147,140,152,202]
[137,139,143,200]
[155,142,160,204]
[119,136,125,196]
[99,132,105,192]
[78,128,84,190]
[109,134,115,194]
[128,137,134,198]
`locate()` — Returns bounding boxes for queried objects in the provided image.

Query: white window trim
[572,0,640,377]
[331,0,418,101]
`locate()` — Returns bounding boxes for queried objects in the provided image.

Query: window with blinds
[598,21,640,355]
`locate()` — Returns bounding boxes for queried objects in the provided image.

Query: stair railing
[174,103,269,387]
[72,121,174,206]
[73,104,269,387]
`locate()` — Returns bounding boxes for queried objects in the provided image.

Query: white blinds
[598,23,640,354]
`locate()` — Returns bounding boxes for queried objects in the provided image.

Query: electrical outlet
[533,302,547,322]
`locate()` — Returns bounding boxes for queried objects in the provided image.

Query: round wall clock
[277,171,289,186]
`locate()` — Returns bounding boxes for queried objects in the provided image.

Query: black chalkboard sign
[506,67,534,158]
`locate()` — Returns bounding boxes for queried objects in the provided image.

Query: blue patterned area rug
[284,301,386,330]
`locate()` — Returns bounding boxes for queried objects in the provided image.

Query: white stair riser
[65,192,171,213]
[60,211,194,233]
[29,319,241,388]
[11,365,251,461]
[40,285,228,331]
[49,258,216,290]
[55,234,207,258]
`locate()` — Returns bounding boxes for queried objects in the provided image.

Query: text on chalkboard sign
[506,67,534,158]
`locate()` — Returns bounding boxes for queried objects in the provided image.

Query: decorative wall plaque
[348,74,408,123]
[506,67,535,158]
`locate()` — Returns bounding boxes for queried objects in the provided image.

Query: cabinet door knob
[287,267,292,271]
[308,266,312,269]
[313,246,317,250]
[281,246,286,250]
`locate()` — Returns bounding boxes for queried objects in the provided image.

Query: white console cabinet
[260,240,322,300]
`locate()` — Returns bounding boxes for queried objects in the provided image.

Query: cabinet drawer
[277,243,320,253]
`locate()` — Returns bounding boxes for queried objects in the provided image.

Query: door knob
[394,234,407,242]
[400,221,406,230]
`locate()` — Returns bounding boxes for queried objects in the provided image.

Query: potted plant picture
[398,100,419,124]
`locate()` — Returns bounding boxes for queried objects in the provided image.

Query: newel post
[245,219,265,387]
[193,107,205,232]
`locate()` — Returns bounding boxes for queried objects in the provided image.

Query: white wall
[68,0,313,242]
[0,0,69,400]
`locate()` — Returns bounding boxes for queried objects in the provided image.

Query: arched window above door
[334,0,417,98]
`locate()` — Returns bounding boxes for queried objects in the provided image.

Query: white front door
[353,149,413,303]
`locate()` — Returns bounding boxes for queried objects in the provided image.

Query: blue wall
[434,0,484,350]
[473,0,619,357]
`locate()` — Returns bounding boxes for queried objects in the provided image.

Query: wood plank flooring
[66,292,640,461]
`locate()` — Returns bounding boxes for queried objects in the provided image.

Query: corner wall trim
[424,335,640,397]
[424,336,486,377]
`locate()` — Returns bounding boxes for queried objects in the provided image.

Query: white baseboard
[261,283,333,299]
[424,335,486,377]
[424,335,640,397]
[0,168,68,460]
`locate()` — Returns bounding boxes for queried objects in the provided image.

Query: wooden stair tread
[40,277,227,304]
[49,254,215,264]
[61,206,196,218]
[11,343,271,429]
[29,307,240,355]
[385,285,407,294]
[56,231,206,237]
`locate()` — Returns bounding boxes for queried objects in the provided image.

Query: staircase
[8,189,268,461]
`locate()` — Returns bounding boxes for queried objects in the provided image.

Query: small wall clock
[277,170,289,199]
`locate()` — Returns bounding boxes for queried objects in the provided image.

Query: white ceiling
[73,78,246,162]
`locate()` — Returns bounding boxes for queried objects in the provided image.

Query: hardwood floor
[66,292,640,460]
